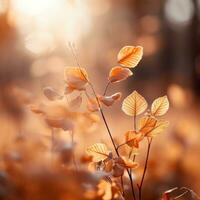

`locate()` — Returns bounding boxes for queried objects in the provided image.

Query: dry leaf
[98,92,122,106]
[139,116,157,135]
[108,66,133,83]
[43,86,62,101]
[146,120,169,137]
[122,91,147,116]
[117,46,143,68]
[125,131,144,148]
[45,117,74,131]
[151,96,169,116]
[64,67,89,90]
[86,143,110,162]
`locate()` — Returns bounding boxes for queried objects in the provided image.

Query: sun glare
[10,0,91,54]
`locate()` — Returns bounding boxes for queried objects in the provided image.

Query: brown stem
[103,81,111,96]
[138,138,152,200]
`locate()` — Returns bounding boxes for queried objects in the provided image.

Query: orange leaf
[64,67,89,90]
[139,116,157,135]
[146,120,169,137]
[118,46,143,68]
[120,156,139,169]
[86,143,110,162]
[108,66,133,83]
[122,91,147,116]
[125,131,144,148]
[68,95,82,110]
[151,96,169,116]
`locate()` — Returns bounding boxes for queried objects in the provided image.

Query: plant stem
[103,81,111,96]
[138,138,152,200]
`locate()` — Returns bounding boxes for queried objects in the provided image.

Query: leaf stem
[103,81,111,96]
[138,138,152,200]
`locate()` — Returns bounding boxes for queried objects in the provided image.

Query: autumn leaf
[151,96,169,116]
[64,67,89,91]
[122,91,147,116]
[117,46,143,68]
[43,86,62,101]
[98,92,122,106]
[139,116,157,135]
[108,66,133,83]
[125,131,144,148]
[86,143,111,162]
[146,120,169,137]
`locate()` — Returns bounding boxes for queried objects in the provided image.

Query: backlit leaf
[86,143,110,162]
[108,66,133,83]
[122,91,147,116]
[151,96,169,116]
[117,46,143,68]
[139,116,157,135]
[125,131,144,148]
[64,67,89,90]
[146,120,169,137]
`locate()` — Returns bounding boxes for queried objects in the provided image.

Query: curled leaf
[86,143,110,162]
[125,131,144,148]
[43,86,62,101]
[45,117,74,131]
[64,67,89,90]
[151,96,169,116]
[98,92,122,107]
[108,66,133,83]
[122,91,147,116]
[117,46,143,68]
[139,116,157,135]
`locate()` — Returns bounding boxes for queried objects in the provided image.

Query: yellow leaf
[146,120,169,137]
[64,67,89,90]
[122,91,147,116]
[108,66,133,83]
[139,116,157,135]
[86,143,110,162]
[151,96,169,116]
[117,46,143,68]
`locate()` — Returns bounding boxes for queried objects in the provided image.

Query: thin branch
[103,81,111,96]
[138,138,152,200]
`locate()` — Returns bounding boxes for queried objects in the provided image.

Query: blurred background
[0,0,200,200]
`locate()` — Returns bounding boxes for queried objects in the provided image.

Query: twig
[103,81,111,96]
[137,138,152,200]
